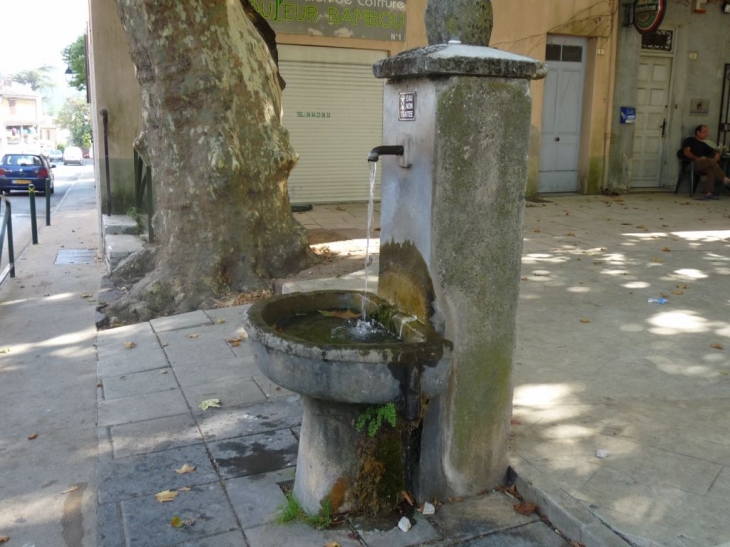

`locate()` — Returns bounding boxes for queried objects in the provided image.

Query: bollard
[45,179,50,226]
[29,184,38,245]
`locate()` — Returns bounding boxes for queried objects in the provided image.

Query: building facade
[86,0,730,207]
[0,81,42,156]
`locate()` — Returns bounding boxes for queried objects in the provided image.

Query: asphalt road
[0,162,96,273]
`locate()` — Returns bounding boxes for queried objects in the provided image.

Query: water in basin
[277,311,402,344]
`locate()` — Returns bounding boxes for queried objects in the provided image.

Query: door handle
[554,137,560,142]
[661,119,667,138]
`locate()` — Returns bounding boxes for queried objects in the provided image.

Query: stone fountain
[244,0,544,515]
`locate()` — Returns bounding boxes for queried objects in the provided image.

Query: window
[545,43,583,63]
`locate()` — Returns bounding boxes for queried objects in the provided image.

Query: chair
[675,149,702,197]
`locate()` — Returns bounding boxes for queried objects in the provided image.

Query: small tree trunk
[110,0,312,322]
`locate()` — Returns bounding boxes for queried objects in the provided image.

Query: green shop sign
[251,0,407,41]
[633,0,666,34]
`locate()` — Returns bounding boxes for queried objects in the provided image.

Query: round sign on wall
[634,0,667,34]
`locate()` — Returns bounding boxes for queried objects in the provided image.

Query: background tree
[62,34,87,92]
[107,0,313,323]
[11,66,55,92]
[55,97,91,148]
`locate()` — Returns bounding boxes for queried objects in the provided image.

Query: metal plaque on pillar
[399,92,417,121]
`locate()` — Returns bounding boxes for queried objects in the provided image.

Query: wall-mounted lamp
[64,67,73,84]
[622,0,636,27]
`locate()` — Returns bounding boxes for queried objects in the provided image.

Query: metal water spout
[367,145,404,162]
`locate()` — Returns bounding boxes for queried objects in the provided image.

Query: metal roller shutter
[279,46,386,204]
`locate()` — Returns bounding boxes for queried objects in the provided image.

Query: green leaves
[356,403,397,437]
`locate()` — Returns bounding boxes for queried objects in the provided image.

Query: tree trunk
[109,0,313,322]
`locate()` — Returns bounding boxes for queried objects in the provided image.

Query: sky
[0,0,89,95]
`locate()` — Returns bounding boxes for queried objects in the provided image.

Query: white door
[539,36,587,193]
[631,56,672,188]
[279,46,386,204]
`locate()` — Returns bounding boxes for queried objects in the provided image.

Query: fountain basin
[244,290,452,404]
[243,290,452,513]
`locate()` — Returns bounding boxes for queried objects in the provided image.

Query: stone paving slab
[354,512,441,546]
[244,521,362,547]
[97,347,170,378]
[102,368,179,400]
[178,530,249,547]
[426,493,538,542]
[120,483,239,547]
[225,472,289,529]
[97,321,156,346]
[108,413,203,459]
[150,310,213,333]
[97,501,124,547]
[182,376,268,411]
[98,388,189,427]
[160,331,238,366]
[172,356,257,388]
[99,443,218,503]
[194,398,302,442]
[459,522,568,546]
[208,428,298,480]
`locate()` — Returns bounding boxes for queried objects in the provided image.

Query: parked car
[0,154,55,195]
[48,150,63,164]
[63,146,84,166]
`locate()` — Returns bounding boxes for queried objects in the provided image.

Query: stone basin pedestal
[244,290,452,513]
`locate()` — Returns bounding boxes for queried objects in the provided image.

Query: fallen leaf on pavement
[520,277,529,281]
[636,224,646,229]
[187,334,199,339]
[155,490,178,503]
[677,284,689,289]
[671,290,684,296]
[593,261,602,265]
[227,336,243,347]
[402,491,414,506]
[324,542,341,547]
[661,247,671,252]
[215,318,226,324]
[320,309,360,320]
[175,464,196,474]
[514,502,538,516]
[660,293,668,298]
[123,342,137,349]
[534,228,541,233]
[178,487,191,491]
[27,433,38,440]
[80,293,92,298]
[720,371,729,376]
[651,258,663,263]
[61,486,79,494]
[0,348,9,354]
[199,399,221,411]
[566,231,575,236]
[580,318,591,324]
[0,536,8,544]
[170,516,184,528]
[711,344,724,350]
[570,541,586,547]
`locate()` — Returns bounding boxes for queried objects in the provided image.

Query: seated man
[682,124,730,199]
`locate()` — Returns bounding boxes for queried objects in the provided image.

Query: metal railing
[0,196,16,279]
[133,148,154,243]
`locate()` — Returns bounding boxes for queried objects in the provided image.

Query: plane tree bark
[108,0,313,322]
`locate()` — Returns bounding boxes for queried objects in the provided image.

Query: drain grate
[55,249,96,265]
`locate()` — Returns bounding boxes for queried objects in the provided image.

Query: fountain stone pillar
[373,46,545,500]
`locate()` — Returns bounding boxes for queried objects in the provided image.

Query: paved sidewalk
[5,190,730,546]
[0,175,105,547]
[96,311,570,547]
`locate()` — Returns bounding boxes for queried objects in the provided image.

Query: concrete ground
[2,190,730,546]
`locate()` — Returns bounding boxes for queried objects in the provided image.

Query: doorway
[631,55,672,188]
[539,36,587,193]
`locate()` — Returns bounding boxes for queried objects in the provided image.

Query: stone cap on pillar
[373,44,547,81]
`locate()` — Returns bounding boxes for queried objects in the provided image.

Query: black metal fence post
[0,197,16,278]
[45,179,51,226]
[29,184,38,244]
